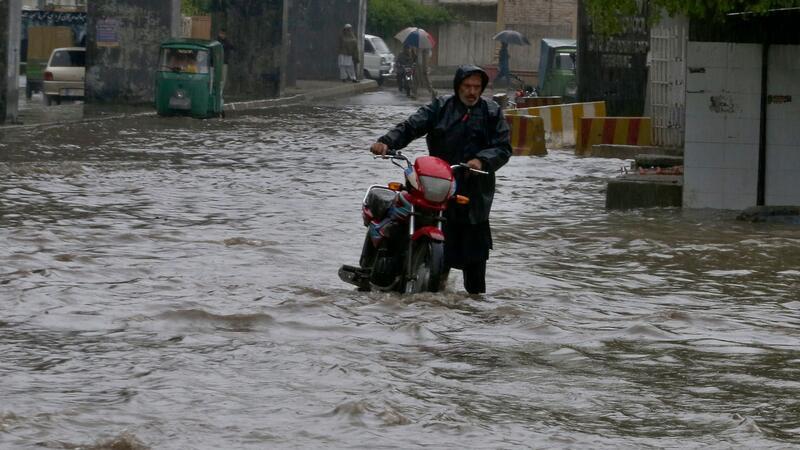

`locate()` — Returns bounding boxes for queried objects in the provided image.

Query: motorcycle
[400,64,415,97]
[509,74,539,108]
[338,151,487,294]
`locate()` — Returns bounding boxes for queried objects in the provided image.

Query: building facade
[682,10,800,209]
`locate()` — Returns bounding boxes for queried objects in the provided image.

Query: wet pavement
[1,87,799,449]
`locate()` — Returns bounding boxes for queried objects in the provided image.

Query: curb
[225,79,379,114]
[0,80,379,131]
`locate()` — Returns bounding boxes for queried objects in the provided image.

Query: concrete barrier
[505,114,546,156]
[577,117,652,156]
[606,175,682,209]
[506,101,606,148]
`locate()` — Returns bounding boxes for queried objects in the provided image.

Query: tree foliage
[585,0,800,34]
[181,0,213,16]
[367,0,455,40]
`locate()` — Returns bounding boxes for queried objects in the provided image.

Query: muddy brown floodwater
[1,90,799,449]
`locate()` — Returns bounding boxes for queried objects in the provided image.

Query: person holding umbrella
[338,24,360,83]
[492,30,530,86]
[394,27,437,100]
[496,42,511,86]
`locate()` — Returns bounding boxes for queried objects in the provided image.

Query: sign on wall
[96,18,120,48]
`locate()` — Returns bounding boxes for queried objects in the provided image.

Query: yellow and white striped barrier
[505,115,546,156]
[576,117,652,156]
[506,101,606,148]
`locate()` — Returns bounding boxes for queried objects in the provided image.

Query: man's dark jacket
[377,65,512,225]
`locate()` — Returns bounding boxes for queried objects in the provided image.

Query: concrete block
[583,144,682,160]
[606,175,683,209]
[506,114,546,156]
[634,154,683,168]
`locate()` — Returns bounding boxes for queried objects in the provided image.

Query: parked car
[363,34,394,85]
[537,38,577,102]
[42,47,85,106]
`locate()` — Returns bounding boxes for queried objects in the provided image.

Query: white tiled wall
[683,42,762,209]
[766,45,800,205]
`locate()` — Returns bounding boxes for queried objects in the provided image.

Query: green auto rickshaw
[155,39,224,118]
[537,38,577,102]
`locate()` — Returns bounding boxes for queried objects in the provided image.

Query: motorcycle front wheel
[403,239,444,294]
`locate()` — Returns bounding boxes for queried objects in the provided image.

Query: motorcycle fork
[406,204,416,279]
[405,207,445,282]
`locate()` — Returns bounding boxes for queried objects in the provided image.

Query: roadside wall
[222,0,285,98]
[85,0,180,105]
[683,11,800,210]
[683,42,761,209]
[287,0,365,84]
[436,0,577,73]
[0,0,21,124]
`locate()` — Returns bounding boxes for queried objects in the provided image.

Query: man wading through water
[370,65,512,294]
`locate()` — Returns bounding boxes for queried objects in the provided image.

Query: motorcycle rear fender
[412,226,444,242]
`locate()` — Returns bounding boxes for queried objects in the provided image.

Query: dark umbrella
[493,30,531,46]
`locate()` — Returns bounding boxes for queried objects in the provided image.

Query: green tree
[182,0,213,16]
[367,0,455,41]
[585,0,799,34]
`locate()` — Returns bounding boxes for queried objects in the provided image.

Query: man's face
[458,73,483,106]
[218,31,226,39]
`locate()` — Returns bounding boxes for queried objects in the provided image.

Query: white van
[363,34,394,85]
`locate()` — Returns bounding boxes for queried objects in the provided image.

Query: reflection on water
[1,91,799,449]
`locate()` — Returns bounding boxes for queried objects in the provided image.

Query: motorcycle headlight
[419,176,454,203]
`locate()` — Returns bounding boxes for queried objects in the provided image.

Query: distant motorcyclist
[395,46,415,91]
[370,65,512,294]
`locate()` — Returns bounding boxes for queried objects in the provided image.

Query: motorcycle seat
[365,188,397,221]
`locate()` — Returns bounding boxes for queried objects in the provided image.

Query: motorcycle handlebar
[452,163,489,175]
[372,149,487,174]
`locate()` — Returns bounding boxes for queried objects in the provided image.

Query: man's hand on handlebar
[466,158,484,171]
[370,142,389,156]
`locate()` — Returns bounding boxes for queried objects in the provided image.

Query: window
[159,48,210,74]
[371,37,390,53]
[49,50,85,67]
[364,39,375,53]
[556,52,576,70]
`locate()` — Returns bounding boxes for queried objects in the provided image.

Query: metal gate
[649,16,687,148]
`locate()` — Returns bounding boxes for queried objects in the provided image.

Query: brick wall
[503,0,576,32]
[498,0,577,72]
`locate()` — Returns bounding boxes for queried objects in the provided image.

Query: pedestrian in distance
[337,24,360,83]
[370,65,512,294]
[414,47,437,101]
[216,28,235,97]
[495,42,511,86]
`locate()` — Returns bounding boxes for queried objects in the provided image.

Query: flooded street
[1,89,799,449]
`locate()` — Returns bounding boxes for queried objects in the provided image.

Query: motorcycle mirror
[455,195,470,205]
[387,182,403,191]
